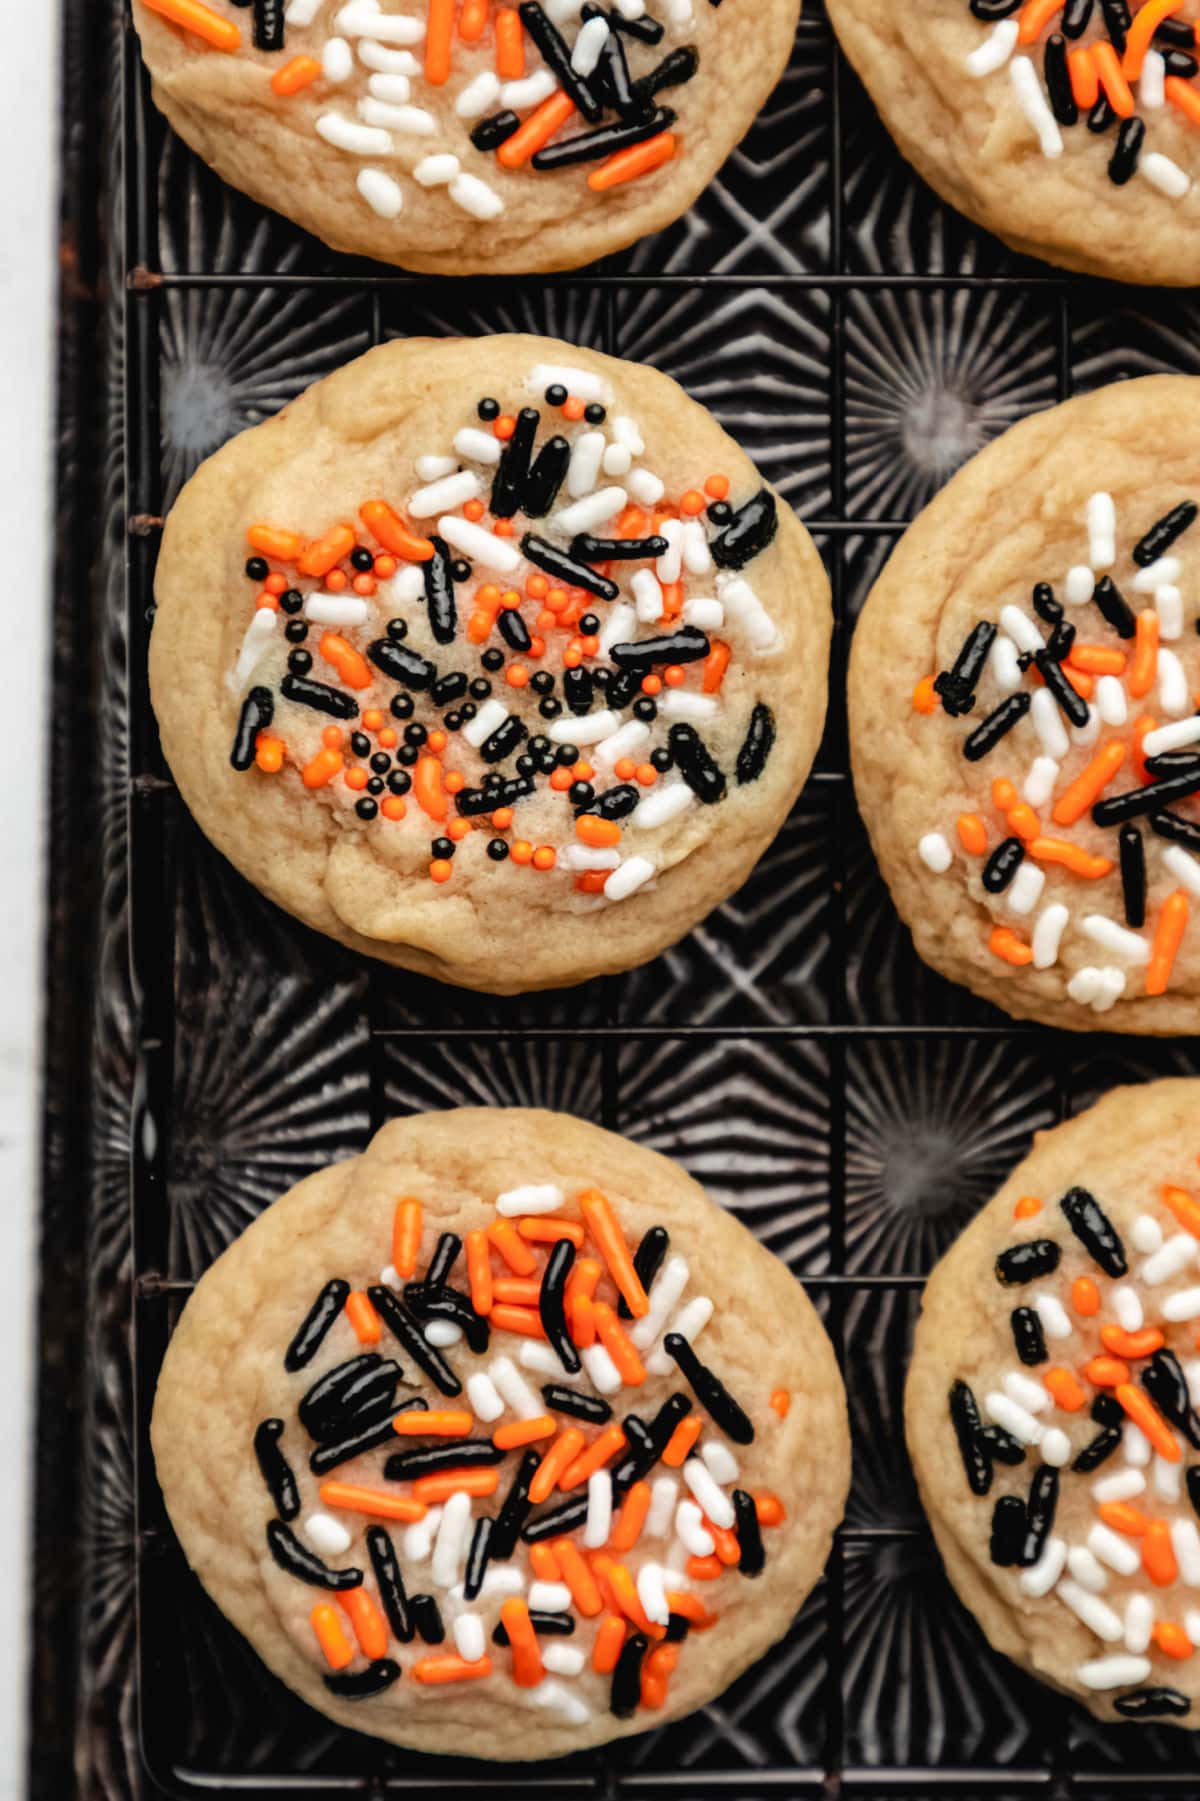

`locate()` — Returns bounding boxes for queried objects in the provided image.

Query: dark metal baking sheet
[42,0,1200,1794]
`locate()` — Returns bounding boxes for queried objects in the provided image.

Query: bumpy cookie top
[131,0,800,272]
[151,337,829,990]
[909,1080,1200,1724]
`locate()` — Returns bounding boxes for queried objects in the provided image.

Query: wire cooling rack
[43,0,1200,1793]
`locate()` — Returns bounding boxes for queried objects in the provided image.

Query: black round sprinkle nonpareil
[284,1279,350,1372]
[995,1240,1061,1285]
[265,1520,361,1591]
[1060,1186,1127,1277]
[253,1419,299,1520]
[1010,1307,1047,1367]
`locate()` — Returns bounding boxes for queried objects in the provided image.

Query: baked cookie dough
[150,335,831,992]
[130,0,801,274]
[908,1078,1200,1725]
[151,1108,850,1755]
[826,0,1200,286]
[850,376,1200,1034]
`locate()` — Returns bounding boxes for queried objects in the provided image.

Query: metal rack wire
[102,0,1200,1793]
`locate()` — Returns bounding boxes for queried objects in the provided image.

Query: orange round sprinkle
[325,568,347,592]
[536,609,556,631]
[506,664,530,688]
[322,726,343,750]
[448,819,472,842]
[641,674,663,696]
[254,593,279,611]
[550,767,573,792]
[530,635,546,658]
[430,859,453,883]
[1152,1621,1194,1661]
[533,846,556,871]
[363,709,384,732]
[464,498,485,522]
[614,757,637,781]
[563,645,583,668]
[444,771,465,795]
[381,795,406,821]
[769,1388,790,1419]
[344,767,369,792]
[562,397,586,421]
[573,761,593,781]
[663,665,686,688]
[510,840,534,865]
[491,806,513,829]
[679,490,705,516]
[704,474,729,500]
[500,589,521,609]
[374,554,397,578]
[352,573,376,596]
[527,574,550,599]
[494,519,515,537]
[635,763,657,786]
[264,571,287,595]
[1013,1195,1042,1220]
[376,728,397,750]
[755,1492,786,1526]
[912,674,938,715]
[957,813,987,856]
[427,729,447,753]
[494,415,516,441]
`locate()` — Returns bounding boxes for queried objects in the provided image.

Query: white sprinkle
[656,520,684,584]
[647,1476,678,1538]
[1023,756,1059,807]
[584,1470,612,1548]
[1124,1593,1154,1654]
[529,362,610,405]
[541,1643,585,1677]
[700,1440,739,1485]
[520,1339,577,1375]
[414,152,460,187]
[1080,917,1150,965]
[1154,1453,1182,1502]
[1034,1293,1072,1341]
[489,1355,543,1419]
[646,1295,712,1375]
[1142,149,1191,198]
[966,16,1018,75]
[1019,1535,1065,1597]
[357,37,421,71]
[615,0,646,15]
[415,454,456,482]
[1111,1284,1144,1331]
[1007,861,1045,917]
[602,442,632,477]
[432,1490,472,1588]
[425,1320,462,1348]
[553,488,627,535]
[1093,1468,1145,1504]
[304,1513,352,1556]
[1077,1654,1151,1690]
[529,1679,589,1723]
[448,1567,523,1605]
[626,467,665,506]
[1130,1213,1163,1255]
[1158,646,1190,715]
[919,832,953,875]
[682,598,724,631]
[1032,902,1069,969]
[454,1613,486,1663]
[376,100,436,134]
[455,70,502,116]
[1143,1232,1196,1286]
[548,708,619,745]
[466,1371,504,1422]
[682,1458,735,1529]
[232,608,276,685]
[1162,1285,1200,1322]
[1123,1421,1152,1467]
[989,633,1023,692]
[1087,492,1117,572]
[529,1581,572,1613]
[403,1509,439,1562]
[360,94,427,128]
[1134,556,1182,592]
[498,69,558,110]
[1057,1581,1123,1643]
[1067,966,1126,1013]
[355,166,404,217]
[1086,1524,1139,1579]
[1187,1611,1200,1645]
[613,415,644,456]
[571,14,610,73]
[379,1264,401,1290]
[674,1499,715,1558]
[567,430,606,499]
[559,845,621,872]
[1144,717,1200,757]
[1187,1359,1200,1407]
[1072,703,1101,747]
[983,1392,1043,1445]
[632,568,664,624]
[1064,565,1096,606]
[1174,1518,1200,1586]
[604,857,655,902]
[682,519,712,576]
[1010,54,1063,155]
[630,1255,689,1350]
[592,717,649,768]
[1067,1545,1109,1593]
[597,602,636,658]
[368,70,414,100]
[1158,589,1185,641]
[1163,845,1200,896]
[304,592,372,627]
[315,112,392,154]
[1140,46,1166,108]
[1032,687,1070,758]
[1041,1427,1071,1468]
[999,603,1044,654]
[409,469,479,517]
[1095,675,1127,727]
[437,513,520,573]
[1004,1370,1050,1414]
[337,3,425,40]
[286,0,327,23]
[581,1342,623,1395]
[462,698,508,748]
[452,426,503,466]
[322,35,355,80]
[636,1561,670,1626]
[660,690,718,724]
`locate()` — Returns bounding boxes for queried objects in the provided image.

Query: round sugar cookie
[826,0,1200,286]
[149,334,831,993]
[908,1078,1200,1726]
[849,375,1200,1034]
[150,1107,850,1756]
[130,0,801,275]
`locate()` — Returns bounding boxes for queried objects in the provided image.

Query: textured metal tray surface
[50,0,1200,1795]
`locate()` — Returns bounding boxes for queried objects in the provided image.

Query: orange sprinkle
[429,860,453,884]
[411,1653,494,1684]
[380,795,406,821]
[498,90,576,168]
[1153,1621,1194,1661]
[1072,1276,1101,1317]
[576,814,621,849]
[141,0,241,49]
[1043,1367,1088,1412]
[662,1416,702,1467]
[320,632,371,691]
[912,675,938,715]
[1122,0,1183,81]
[635,763,657,787]
[1133,713,1159,783]
[310,1603,354,1671]
[704,474,730,500]
[1068,43,1100,107]
[588,131,676,190]
[597,1556,663,1638]
[426,729,447,753]
[1014,1196,1042,1220]
[489,802,512,826]
[532,845,556,871]
[1147,890,1189,997]
[609,1480,651,1553]
[516,1215,585,1247]
[593,1614,626,1673]
[1017,0,1063,42]
[492,1277,542,1307]
[1006,803,1041,842]
[570,1291,598,1345]
[424,0,456,83]
[529,1428,587,1503]
[414,755,449,822]
[487,1218,537,1275]
[322,726,344,752]
[466,1229,493,1316]
[1085,1355,1131,1388]
[1068,643,1126,677]
[554,1536,604,1617]
[489,1303,548,1340]
[641,1640,679,1709]
[1026,837,1113,879]
[679,490,706,516]
[1099,1500,1151,1537]
[562,397,586,422]
[1100,1324,1165,1361]
[1116,1384,1181,1463]
[529,1542,562,1581]
[579,1189,649,1318]
[685,1553,723,1581]
[990,926,1033,967]
[755,1491,786,1526]
[769,1388,791,1418]
[325,568,347,592]
[345,1291,381,1344]
[393,1409,472,1437]
[271,54,321,95]
[666,1590,717,1628]
[506,663,530,688]
[493,1415,556,1451]
[560,1422,628,1490]
[297,523,356,580]
[1144,1517,1180,1586]
[1051,740,1126,827]
[703,640,732,693]
[302,747,343,790]
[458,0,488,38]
[707,1520,741,1566]
[1162,1184,1200,1239]
[254,734,285,774]
[337,1586,389,1661]
[510,840,534,865]
[494,6,525,78]
[363,709,384,732]
[1166,72,1200,127]
[957,813,987,856]
[1092,38,1136,114]
[411,1468,500,1503]
[247,523,301,562]
[1129,608,1160,698]
[318,1481,426,1522]
[447,818,471,843]
[592,1302,647,1386]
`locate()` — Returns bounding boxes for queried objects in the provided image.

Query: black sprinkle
[519,1,603,117]
[471,110,520,152]
[1114,1688,1191,1719]
[1045,617,1076,663]
[1088,94,1115,132]
[1143,1350,1200,1450]
[285,1279,350,1372]
[1060,1187,1127,1278]
[709,488,778,571]
[1108,115,1145,185]
[422,538,457,645]
[490,407,541,518]
[1135,501,1198,565]
[733,1488,765,1576]
[310,1410,415,1477]
[539,1237,581,1375]
[1010,1308,1047,1367]
[409,1594,445,1644]
[230,686,274,771]
[367,638,437,689]
[664,1334,754,1443]
[521,533,618,600]
[990,1494,1028,1567]
[1119,825,1146,927]
[963,693,1031,762]
[426,1233,463,1288]
[279,673,359,720]
[463,1516,493,1602]
[479,714,527,766]
[665,1612,691,1642]
[589,784,639,821]
[609,627,710,670]
[1032,582,1063,625]
[1034,649,1090,726]
[571,534,669,562]
[949,1380,992,1496]
[366,1526,413,1642]
[323,1660,401,1700]
[493,1610,576,1643]
[1073,1425,1122,1473]
[935,622,996,717]
[1092,574,1137,639]
[266,1520,361,1591]
[971,0,1022,13]
[593,23,640,114]
[635,43,699,100]
[367,1286,461,1397]
[1093,1392,1123,1427]
[995,1240,1061,1285]
[1044,34,1077,125]
[563,666,594,716]
[521,1494,591,1542]
[404,1282,489,1355]
[542,1384,613,1423]
[252,0,285,50]
[1100,0,1130,51]
[1150,808,1200,851]
[610,1631,648,1717]
[300,1355,400,1443]
[981,1425,1026,1466]
[521,436,570,517]
[982,837,1025,895]
[618,1227,669,1320]
[1061,0,1093,33]
[668,724,726,805]
[1094,764,1200,826]
[254,1420,299,1520]
[493,1449,541,1558]
[1020,1466,1059,1567]
[384,1440,503,1482]
[533,108,675,169]
[736,702,776,785]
